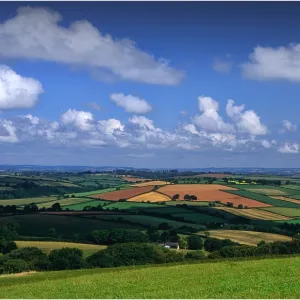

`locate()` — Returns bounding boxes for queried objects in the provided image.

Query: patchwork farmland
[157,184,271,207]
[128,191,171,202]
[90,186,154,200]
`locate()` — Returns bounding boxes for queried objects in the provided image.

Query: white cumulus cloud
[0,7,184,85]
[110,93,152,114]
[226,99,267,135]
[61,109,94,131]
[0,65,43,110]
[279,143,300,154]
[242,44,300,82]
[0,120,18,143]
[97,119,124,135]
[193,96,234,133]
[279,120,297,133]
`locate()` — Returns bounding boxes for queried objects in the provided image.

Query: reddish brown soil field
[158,184,271,208]
[122,176,149,182]
[90,186,154,201]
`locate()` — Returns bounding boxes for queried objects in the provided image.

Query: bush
[49,248,84,270]
[187,235,203,250]
[3,241,17,254]
[0,259,30,274]
[204,238,239,252]
[7,247,47,262]
[185,250,206,260]
[86,243,175,268]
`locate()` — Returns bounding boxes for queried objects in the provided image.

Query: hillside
[1,256,300,298]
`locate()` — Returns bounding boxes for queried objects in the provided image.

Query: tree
[179,236,188,249]
[226,202,234,208]
[172,194,180,201]
[48,228,57,238]
[51,203,62,211]
[187,235,203,250]
[49,248,84,270]
[158,222,170,230]
[237,204,244,209]
[190,195,197,201]
[184,194,191,200]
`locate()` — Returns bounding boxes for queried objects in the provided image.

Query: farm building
[158,242,180,250]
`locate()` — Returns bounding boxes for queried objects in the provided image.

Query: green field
[90,214,202,229]
[103,201,162,211]
[63,200,110,210]
[165,201,212,206]
[1,256,300,298]
[37,197,94,209]
[225,190,300,208]
[0,214,143,239]
[281,185,300,191]
[0,196,58,207]
[15,241,107,257]
[261,207,300,217]
[67,186,131,198]
[286,194,300,200]
[173,213,224,224]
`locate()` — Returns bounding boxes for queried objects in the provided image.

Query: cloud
[97,119,124,135]
[23,114,40,125]
[242,44,300,82]
[0,65,43,110]
[212,58,233,73]
[180,110,187,116]
[261,139,276,149]
[129,115,156,131]
[192,96,234,133]
[110,93,152,114]
[226,99,267,135]
[87,102,101,111]
[279,120,297,133]
[0,120,18,143]
[0,6,184,85]
[279,143,300,154]
[61,109,94,131]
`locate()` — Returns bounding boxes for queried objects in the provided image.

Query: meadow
[15,241,107,257]
[1,256,300,298]
[201,229,293,246]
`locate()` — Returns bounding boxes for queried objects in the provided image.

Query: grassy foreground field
[1,256,300,298]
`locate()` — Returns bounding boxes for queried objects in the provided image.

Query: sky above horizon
[1,1,300,168]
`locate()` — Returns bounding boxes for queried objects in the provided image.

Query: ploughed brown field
[157,184,271,208]
[122,176,149,182]
[90,186,154,201]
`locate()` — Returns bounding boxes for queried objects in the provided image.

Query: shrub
[86,243,170,268]
[185,250,206,260]
[3,241,17,254]
[7,247,47,262]
[187,235,203,250]
[0,259,30,274]
[49,248,84,270]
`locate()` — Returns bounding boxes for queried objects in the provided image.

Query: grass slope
[2,257,300,298]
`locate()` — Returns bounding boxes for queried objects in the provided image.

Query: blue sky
[0,1,300,168]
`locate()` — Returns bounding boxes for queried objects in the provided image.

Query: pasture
[37,197,92,209]
[91,186,154,201]
[132,180,170,187]
[15,241,107,257]
[271,196,300,204]
[201,229,292,246]
[158,184,269,207]
[0,196,57,207]
[261,207,300,218]
[0,214,143,239]
[63,200,110,210]
[2,257,300,298]
[216,207,291,221]
[128,191,171,202]
[226,190,300,208]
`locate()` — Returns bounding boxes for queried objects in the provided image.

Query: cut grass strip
[260,207,300,218]
[216,207,291,221]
